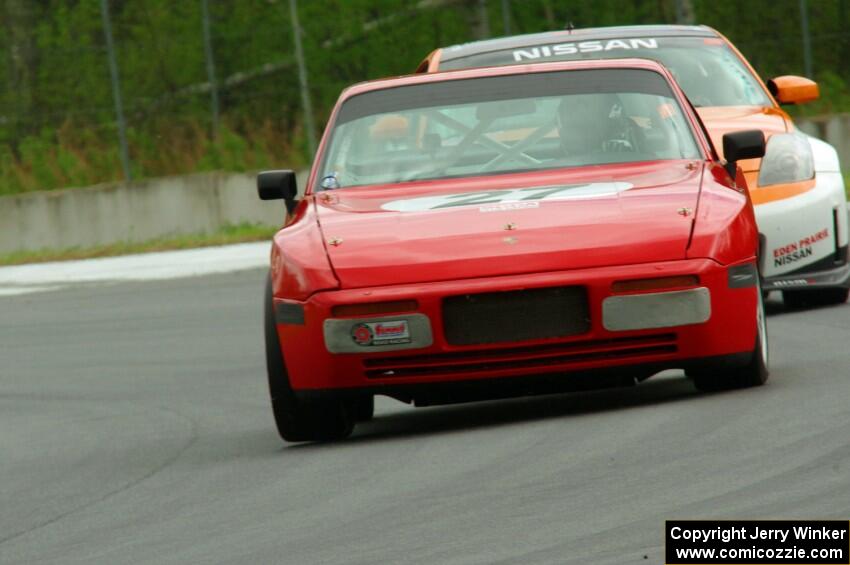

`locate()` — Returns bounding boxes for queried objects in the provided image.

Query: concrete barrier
[0,170,308,254]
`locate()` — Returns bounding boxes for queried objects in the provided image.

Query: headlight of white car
[758,133,814,187]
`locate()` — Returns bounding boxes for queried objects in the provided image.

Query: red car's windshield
[318,68,700,189]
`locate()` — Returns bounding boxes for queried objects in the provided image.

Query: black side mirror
[258,170,298,213]
[722,130,765,179]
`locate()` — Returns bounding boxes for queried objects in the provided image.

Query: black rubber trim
[293,352,751,407]
[275,302,305,325]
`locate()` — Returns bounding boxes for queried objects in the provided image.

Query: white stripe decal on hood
[381,182,633,212]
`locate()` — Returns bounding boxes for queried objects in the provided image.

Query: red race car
[259,58,767,442]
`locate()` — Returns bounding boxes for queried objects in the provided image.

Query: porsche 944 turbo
[259,58,767,442]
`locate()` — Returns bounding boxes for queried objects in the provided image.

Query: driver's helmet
[556,93,623,156]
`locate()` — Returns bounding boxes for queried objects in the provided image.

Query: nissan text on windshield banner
[666,520,850,564]
[513,38,658,61]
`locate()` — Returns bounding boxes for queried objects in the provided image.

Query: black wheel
[350,395,375,422]
[264,276,353,443]
[691,278,769,391]
[783,287,849,309]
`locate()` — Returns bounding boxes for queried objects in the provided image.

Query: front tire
[264,276,353,443]
[783,287,849,309]
[691,277,769,391]
[351,396,375,422]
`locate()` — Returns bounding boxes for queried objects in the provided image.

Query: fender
[271,198,340,301]
[806,135,843,173]
[687,165,759,265]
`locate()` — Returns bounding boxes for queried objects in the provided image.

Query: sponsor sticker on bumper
[324,314,433,354]
[351,320,411,346]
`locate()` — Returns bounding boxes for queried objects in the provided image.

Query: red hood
[696,106,790,172]
[316,161,703,288]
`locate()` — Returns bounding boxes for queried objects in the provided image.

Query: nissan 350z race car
[418,25,850,308]
[259,59,768,443]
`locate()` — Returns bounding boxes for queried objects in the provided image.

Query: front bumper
[273,258,759,392]
[754,171,849,281]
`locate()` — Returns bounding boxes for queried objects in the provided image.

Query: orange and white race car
[417,25,849,307]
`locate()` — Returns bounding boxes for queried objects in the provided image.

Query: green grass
[0,120,304,197]
[845,174,850,199]
[0,222,278,267]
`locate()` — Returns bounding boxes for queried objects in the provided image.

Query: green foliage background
[1,0,849,195]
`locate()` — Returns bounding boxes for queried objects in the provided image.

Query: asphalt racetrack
[2,268,849,564]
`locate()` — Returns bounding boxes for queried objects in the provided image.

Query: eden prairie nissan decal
[773,228,831,268]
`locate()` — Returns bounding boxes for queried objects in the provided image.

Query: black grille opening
[833,207,847,266]
[442,286,590,346]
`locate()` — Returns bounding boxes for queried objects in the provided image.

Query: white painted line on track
[0,241,270,296]
[0,285,63,297]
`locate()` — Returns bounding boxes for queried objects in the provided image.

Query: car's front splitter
[762,247,850,291]
[292,351,754,407]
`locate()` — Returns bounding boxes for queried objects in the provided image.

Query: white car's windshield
[318,69,701,189]
[439,36,772,108]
